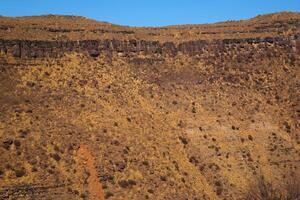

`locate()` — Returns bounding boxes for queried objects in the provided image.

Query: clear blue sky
[0,0,299,27]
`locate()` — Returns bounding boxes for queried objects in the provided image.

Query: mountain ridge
[0,11,299,42]
[1,11,300,27]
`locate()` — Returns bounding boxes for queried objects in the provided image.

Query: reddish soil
[78,145,105,200]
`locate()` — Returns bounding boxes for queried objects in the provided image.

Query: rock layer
[0,35,299,58]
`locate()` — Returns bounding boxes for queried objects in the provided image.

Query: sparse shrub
[31,167,38,172]
[248,135,254,141]
[51,153,61,161]
[118,179,136,188]
[192,107,197,113]
[189,156,199,165]
[2,139,13,150]
[14,140,21,148]
[148,189,154,194]
[283,121,291,133]
[19,130,28,138]
[73,189,80,195]
[14,168,26,177]
[160,176,167,181]
[26,81,36,87]
[179,136,188,145]
[216,187,223,196]
[105,191,114,199]
[142,160,149,166]
[80,193,87,198]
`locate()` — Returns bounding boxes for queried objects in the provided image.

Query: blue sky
[0,0,299,26]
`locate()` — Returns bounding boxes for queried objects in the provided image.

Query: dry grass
[246,173,300,200]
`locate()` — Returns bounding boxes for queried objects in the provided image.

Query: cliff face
[0,35,299,58]
[0,11,299,58]
[0,13,300,200]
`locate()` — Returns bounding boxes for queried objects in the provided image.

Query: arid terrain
[0,12,299,200]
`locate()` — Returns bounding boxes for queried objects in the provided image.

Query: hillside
[0,12,300,41]
[0,12,299,200]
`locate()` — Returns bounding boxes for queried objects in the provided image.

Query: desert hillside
[0,12,299,200]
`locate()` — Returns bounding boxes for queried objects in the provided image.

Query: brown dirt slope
[0,12,299,200]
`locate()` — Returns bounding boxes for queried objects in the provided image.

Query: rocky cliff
[0,35,299,58]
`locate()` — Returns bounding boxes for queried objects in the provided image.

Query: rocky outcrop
[0,35,299,58]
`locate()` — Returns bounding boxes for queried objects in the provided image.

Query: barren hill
[0,12,299,200]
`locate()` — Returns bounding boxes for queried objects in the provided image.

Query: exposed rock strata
[0,35,299,58]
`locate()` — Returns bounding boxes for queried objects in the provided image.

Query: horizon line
[1,11,299,28]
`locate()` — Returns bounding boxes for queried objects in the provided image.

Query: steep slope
[0,12,299,200]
